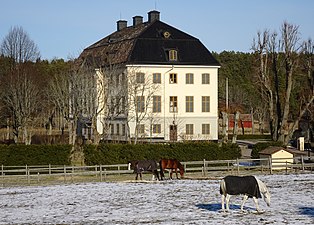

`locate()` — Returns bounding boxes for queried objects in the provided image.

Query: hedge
[0,145,72,166]
[83,142,241,165]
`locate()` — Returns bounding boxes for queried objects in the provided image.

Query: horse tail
[159,160,165,180]
[220,179,226,196]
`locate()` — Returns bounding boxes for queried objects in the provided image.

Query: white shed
[259,146,306,170]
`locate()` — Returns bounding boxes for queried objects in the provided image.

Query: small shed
[259,146,306,170]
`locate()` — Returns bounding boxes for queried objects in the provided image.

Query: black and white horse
[220,175,270,212]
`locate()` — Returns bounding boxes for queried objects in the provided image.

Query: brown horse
[159,159,184,180]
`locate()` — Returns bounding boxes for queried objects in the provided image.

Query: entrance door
[169,125,177,142]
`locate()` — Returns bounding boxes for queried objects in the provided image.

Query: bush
[0,144,72,166]
[83,142,241,165]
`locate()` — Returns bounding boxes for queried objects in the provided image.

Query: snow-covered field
[0,173,313,224]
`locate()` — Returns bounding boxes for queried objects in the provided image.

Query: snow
[0,173,313,224]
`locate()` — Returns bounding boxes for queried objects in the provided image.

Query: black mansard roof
[78,16,220,67]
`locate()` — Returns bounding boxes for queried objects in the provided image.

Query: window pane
[202,96,210,112]
[169,50,177,61]
[153,96,161,113]
[169,73,177,84]
[202,73,210,84]
[202,124,210,134]
[136,72,145,83]
[170,96,178,112]
[153,73,161,83]
[186,73,194,84]
[186,124,194,135]
[153,124,161,133]
[186,96,194,112]
[136,96,145,112]
[137,124,145,134]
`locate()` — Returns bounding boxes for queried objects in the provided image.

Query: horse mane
[255,177,268,193]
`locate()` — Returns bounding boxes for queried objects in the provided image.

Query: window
[116,124,120,135]
[169,73,177,84]
[202,96,210,112]
[122,124,126,135]
[136,96,145,112]
[136,72,145,83]
[153,96,161,113]
[186,124,194,135]
[121,73,126,85]
[153,73,161,84]
[121,97,125,114]
[186,73,194,84]
[202,73,210,84]
[170,96,178,112]
[169,50,178,61]
[110,124,114,135]
[153,124,161,134]
[116,74,120,87]
[137,124,145,134]
[202,124,210,134]
[186,96,194,112]
[116,98,120,113]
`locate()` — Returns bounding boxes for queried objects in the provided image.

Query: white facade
[125,64,219,141]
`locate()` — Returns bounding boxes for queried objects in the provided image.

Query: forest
[0,23,313,145]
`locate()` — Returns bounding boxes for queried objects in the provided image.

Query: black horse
[128,160,160,181]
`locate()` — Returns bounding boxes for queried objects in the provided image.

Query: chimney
[117,20,127,31]
[148,10,160,23]
[133,16,143,27]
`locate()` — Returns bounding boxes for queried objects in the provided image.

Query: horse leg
[225,194,231,211]
[140,172,142,180]
[221,194,226,211]
[135,173,138,180]
[252,197,260,212]
[170,169,173,179]
[155,170,160,181]
[241,195,248,211]
[174,168,178,179]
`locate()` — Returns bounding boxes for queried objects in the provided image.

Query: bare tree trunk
[221,112,228,143]
[232,111,239,143]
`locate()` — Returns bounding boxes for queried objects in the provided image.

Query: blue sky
[1,0,313,60]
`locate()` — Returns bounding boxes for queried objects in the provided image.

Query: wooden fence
[1,156,314,186]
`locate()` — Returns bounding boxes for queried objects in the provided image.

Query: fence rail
[1,156,314,186]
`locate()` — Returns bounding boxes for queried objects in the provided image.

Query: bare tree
[252,22,313,144]
[0,26,41,144]
[0,26,40,65]
[126,68,159,144]
[3,69,40,144]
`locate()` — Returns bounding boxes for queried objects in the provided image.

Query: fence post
[64,165,66,183]
[301,155,304,171]
[1,165,3,187]
[269,156,272,175]
[49,164,51,175]
[27,166,30,185]
[203,159,206,176]
[100,165,103,182]
[285,161,288,175]
[236,158,239,175]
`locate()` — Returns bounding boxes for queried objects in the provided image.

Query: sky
[1,0,313,61]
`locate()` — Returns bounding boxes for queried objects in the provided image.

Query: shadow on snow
[196,203,255,212]
[299,207,314,218]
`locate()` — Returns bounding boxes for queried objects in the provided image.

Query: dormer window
[169,49,178,61]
